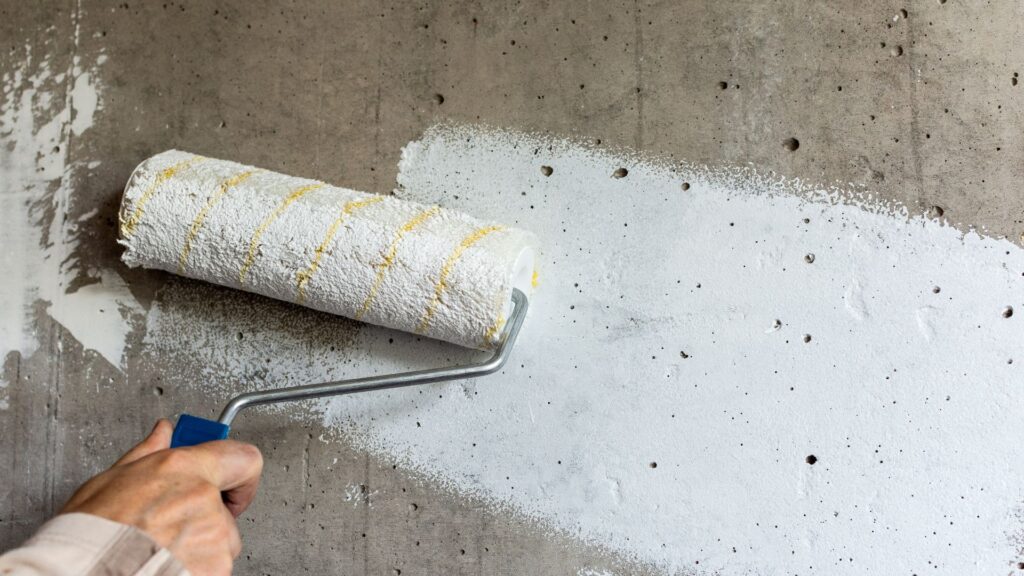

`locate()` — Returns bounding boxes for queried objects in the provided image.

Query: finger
[114,419,174,467]
[221,508,243,558]
[185,440,263,517]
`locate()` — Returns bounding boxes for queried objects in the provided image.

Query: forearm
[0,513,186,576]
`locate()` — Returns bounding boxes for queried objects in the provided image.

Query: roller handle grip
[170,414,230,448]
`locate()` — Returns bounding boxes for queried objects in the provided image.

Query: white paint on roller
[1,45,136,370]
[119,151,537,350]
[143,124,1024,575]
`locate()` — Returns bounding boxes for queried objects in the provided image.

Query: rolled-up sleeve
[0,513,187,576]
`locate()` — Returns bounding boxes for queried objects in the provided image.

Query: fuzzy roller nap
[118,150,537,350]
[118,150,537,448]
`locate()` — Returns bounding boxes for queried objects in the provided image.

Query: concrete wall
[2,1,1023,574]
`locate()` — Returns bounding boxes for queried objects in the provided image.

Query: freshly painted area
[142,125,1024,574]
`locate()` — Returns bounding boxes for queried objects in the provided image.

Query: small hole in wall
[612,167,629,178]
[717,81,728,90]
[681,182,691,191]
[649,462,658,468]
[432,93,445,105]
[236,331,244,341]
[540,165,553,177]
[806,455,817,465]
[804,253,815,263]
[154,386,164,396]
[928,205,944,219]
[680,351,690,359]
[1017,561,1024,570]
[803,334,812,343]
[782,138,800,152]
[891,45,903,57]
[932,286,941,294]
[1003,306,1014,318]
[802,217,810,224]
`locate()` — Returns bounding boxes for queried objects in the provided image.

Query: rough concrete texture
[2,0,1023,574]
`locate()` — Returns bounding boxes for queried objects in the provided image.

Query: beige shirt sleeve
[0,513,187,576]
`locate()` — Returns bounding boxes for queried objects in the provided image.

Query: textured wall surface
[2,1,1024,574]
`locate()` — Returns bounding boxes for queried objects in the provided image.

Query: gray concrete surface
[2,0,1022,574]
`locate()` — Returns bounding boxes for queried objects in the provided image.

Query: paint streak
[416,224,504,333]
[179,169,259,274]
[239,183,324,285]
[120,155,205,238]
[295,195,385,303]
[355,206,440,320]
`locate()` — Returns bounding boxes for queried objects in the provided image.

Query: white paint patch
[48,269,143,368]
[145,125,1024,575]
[69,71,97,136]
[341,483,376,507]
[0,377,8,410]
[577,569,618,576]
[0,45,138,370]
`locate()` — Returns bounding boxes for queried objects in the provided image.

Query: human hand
[62,419,264,576]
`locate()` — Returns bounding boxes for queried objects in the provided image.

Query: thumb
[114,419,174,466]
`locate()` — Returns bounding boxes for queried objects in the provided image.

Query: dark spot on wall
[932,286,941,294]
[540,165,553,177]
[1003,306,1014,318]
[806,454,818,465]
[649,461,658,468]
[679,350,690,359]
[681,182,691,191]
[783,138,800,152]
[804,253,815,263]
[717,81,728,90]
[803,334,812,343]
[612,167,628,178]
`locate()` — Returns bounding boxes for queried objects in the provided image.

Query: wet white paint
[144,125,1024,576]
[0,46,139,370]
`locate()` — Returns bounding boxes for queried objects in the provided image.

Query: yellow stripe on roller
[481,313,506,347]
[239,183,325,285]
[178,169,260,274]
[120,155,206,238]
[295,195,386,304]
[416,224,505,334]
[355,206,441,320]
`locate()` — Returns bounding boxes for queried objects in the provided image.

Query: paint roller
[118,150,538,448]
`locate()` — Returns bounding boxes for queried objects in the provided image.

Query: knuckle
[237,443,263,469]
[182,482,221,507]
[155,449,193,473]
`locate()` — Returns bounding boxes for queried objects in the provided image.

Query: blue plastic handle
[170,414,230,448]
